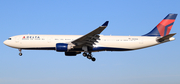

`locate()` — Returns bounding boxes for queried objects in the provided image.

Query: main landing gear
[83,52,96,62]
[19,49,22,56]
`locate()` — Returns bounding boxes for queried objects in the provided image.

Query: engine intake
[56,43,71,52]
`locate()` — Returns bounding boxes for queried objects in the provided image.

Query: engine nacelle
[56,43,72,52]
[65,52,81,56]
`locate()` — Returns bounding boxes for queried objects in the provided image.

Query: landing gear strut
[19,49,22,56]
[82,46,96,61]
[83,52,96,62]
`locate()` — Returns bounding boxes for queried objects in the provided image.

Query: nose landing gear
[19,49,22,56]
[83,52,96,62]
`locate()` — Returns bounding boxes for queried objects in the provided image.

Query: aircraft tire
[91,57,96,61]
[19,53,22,56]
[87,55,92,59]
[83,53,87,57]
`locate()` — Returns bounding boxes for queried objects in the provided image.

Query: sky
[0,0,180,84]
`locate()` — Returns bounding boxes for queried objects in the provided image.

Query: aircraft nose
[3,40,8,45]
[3,39,17,48]
[3,40,12,47]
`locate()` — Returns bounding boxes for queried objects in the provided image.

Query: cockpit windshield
[8,38,11,40]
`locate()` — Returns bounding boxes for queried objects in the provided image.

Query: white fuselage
[4,34,172,52]
[3,14,177,61]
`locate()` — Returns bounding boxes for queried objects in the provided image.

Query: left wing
[71,21,109,48]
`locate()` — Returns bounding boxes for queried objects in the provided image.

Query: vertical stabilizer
[143,14,177,36]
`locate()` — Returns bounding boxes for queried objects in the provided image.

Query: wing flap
[72,21,109,48]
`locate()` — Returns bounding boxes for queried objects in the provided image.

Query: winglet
[102,21,109,26]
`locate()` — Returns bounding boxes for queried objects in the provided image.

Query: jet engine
[65,52,81,56]
[56,43,72,52]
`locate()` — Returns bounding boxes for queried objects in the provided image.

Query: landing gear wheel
[91,57,96,61]
[18,49,22,56]
[82,52,96,62]
[87,55,92,59]
[83,53,87,57]
[19,53,22,56]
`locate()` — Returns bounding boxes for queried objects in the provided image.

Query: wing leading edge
[71,21,109,48]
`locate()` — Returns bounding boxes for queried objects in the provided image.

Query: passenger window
[8,38,11,40]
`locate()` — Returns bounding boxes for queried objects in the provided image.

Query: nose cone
[3,40,12,47]
[4,39,18,48]
[3,40,8,45]
[3,40,14,48]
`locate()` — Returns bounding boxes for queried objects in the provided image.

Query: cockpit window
[8,38,11,40]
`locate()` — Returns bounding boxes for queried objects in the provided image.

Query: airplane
[3,14,177,62]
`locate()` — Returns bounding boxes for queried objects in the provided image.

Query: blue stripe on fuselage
[92,47,132,51]
[21,47,132,51]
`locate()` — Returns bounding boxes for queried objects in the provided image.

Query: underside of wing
[71,21,109,49]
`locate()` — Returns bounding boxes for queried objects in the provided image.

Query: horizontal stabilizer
[157,33,176,42]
